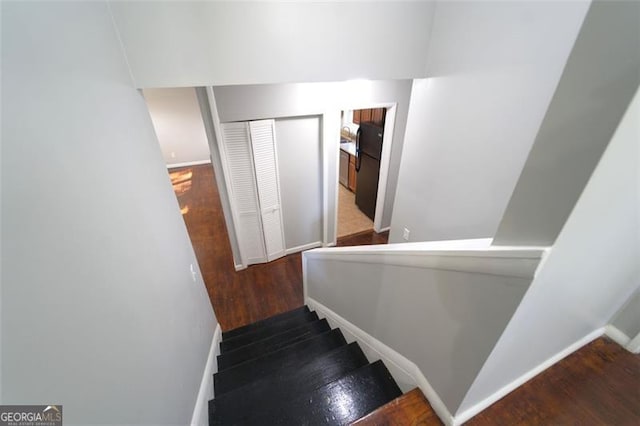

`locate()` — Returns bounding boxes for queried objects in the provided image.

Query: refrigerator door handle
[355,127,362,172]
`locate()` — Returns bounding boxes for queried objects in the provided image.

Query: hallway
[170,164,302,331]
[170,164,389,331]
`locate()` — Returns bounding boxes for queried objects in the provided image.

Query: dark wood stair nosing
[349,388,440,425]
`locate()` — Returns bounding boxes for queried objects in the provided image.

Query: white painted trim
[454,327,605,425]
[197,88,243,270]
[302,252,309,302]
[304,246,545,280]
[206,87,246,270]
[190,324,222,426]
[332,113,340,248]
[167,159,212,169]
[373,104,397,232]
[324,110,340,248]
[606,324,640,354]
[332,103,398,246]
[306,297,455,426]
[234,263,246,272]
[626,332,640,354]
[285,241,323,256]
[605,324,631,347]
[312,238,544,253]
[378,226,390,233]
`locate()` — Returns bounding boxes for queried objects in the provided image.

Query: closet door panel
[237,213,266,264]
[220,122,267,264]
[249,120,286,261]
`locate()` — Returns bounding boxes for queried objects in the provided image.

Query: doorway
[143,87,236,303]
[336,107,391,238]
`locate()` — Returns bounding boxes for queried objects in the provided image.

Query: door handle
[355,128,362,172]
[261,205,279,214]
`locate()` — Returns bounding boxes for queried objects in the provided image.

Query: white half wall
[213,80,413,240]
[458,87,640,416]
[1,2,216,423]
[108,1,435,88]
[275,116,323,251]
[304,245,544,416]
[389,0,590,243]
[143,87,211,167]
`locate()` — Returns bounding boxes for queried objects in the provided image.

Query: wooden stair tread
[209,342,370,425]
[217,318,330,371]
[209,304,415,425]
[222,305,309,340]
[239,360,402,425]
[350,388,441,426]
[220,311,319,353]
[214,328,347,395]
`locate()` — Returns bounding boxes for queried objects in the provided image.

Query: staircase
[208,305,434,425]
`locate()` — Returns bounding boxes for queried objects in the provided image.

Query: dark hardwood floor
[171,165,639,425]
[170,164,388,331]
[170,164,302,331]
[351,388,440,425]
[467,337,640,425]
[337,229,389,247]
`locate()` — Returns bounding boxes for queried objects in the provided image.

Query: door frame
[331,103,397,244]
[202,86,399,264]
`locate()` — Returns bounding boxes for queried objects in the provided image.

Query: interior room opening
[143,87,233,304]
[338,107,386,238]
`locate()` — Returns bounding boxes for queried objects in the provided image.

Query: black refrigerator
[355,122,383,221]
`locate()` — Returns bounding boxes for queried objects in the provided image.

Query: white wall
[108,1,435,88]
[0,0,3,400]
[213,80,413,242]
[493,0,640,246]
[275,117,323,251]
[389,0,590,243]
[459,87,640,415]
[143,87,211,167]
[1,2,216,423]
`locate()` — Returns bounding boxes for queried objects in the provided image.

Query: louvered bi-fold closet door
[249,120,286,262]
[220,122,267,265]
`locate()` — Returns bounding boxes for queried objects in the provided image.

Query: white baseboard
[627,333,640,354]
[454,327,605,425]
[605,324,630,347]
[605,324,640,353]
[285,241,323,256]
[377,227,390,233]
[167,159,212,169]
[306,297,455,426]
[190,324,222,426]
[234,263,246,271]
